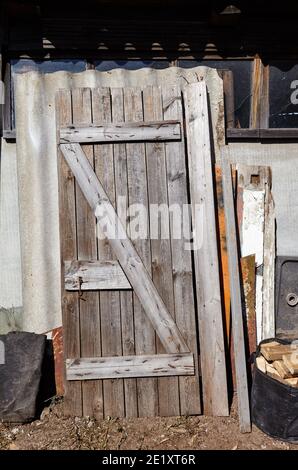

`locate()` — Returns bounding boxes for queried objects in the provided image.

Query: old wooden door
[56,84,227,418]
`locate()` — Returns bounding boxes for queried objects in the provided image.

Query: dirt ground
[0,397,297,451]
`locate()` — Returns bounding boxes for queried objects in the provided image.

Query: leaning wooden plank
[60,120,181,143]
[60,143,189,355]
[184,82,228,417]
[64,260,131,290]
[282,355,298,375]
[66,353,194,380]
[111,87,137,417]
[221,156,251,433]
[256,356,267,374]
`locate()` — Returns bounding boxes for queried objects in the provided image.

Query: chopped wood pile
[256,341,298,387]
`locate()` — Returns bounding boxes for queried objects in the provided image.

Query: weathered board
[57,85,207,418]
[60,120,181,143]
[221,157,251,433]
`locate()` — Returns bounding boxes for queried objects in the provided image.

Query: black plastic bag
[251,338,298,443]
[0,331,46,423]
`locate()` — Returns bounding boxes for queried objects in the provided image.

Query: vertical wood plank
[56,89,82,417]
[221,157,251,433]
[262,177,275,339]
[163,85,201,415]
[124,87,159,417]
[184,82,228,416]
[72,88,103,419]
[92,87,125,418]
[143,86,180,416]
[111,87,138,417]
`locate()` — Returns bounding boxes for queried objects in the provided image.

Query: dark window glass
[11,59,87,74]
[95,60,169,71]
[179,60,252,129]
[269,62,298,128]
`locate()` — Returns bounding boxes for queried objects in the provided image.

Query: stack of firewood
[256,341,298,387]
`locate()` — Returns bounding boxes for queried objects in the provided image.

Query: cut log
[282,354,298,375]
[272,360,292,379]
[284,377,298,387]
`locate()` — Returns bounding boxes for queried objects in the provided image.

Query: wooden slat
[60,120,181,143]
[272,360,292,379]
[56,90,82,417]
[221,157,251,433]
[143,85,179,416]
[162,85,201,415]
[184,82,228,417]
[64,260,131,291]
[92,87,125,418]
[72,88,103,419]
[66,353,195,380]
[59,143,189,355]
[111,87,138,417]
[124,87,158,417]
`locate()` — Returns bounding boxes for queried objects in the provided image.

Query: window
[179,60,252,129]
[269,62,298,128]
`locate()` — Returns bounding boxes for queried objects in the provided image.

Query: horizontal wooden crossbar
[66,353,195,380]
[65,260,131,290]
[60,120,181,143]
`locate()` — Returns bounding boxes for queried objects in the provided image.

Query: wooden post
[221,156,251,433]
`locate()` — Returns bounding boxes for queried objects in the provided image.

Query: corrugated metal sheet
[0,139,23,333]
[14,67,224,334]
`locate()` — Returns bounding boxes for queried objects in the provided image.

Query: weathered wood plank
[262,171,275,340]
[111,87,138,417]
[72,88,103,419]
[56,89,82,417]
[221,156,251,433]
[143,85,180,417]
[92,87,125,418]
[124,87,158,417]
[184,82,228,417]
[64,260,131,291]
[163,85,201,415]
[60,120,181,143]
[66,353,195,380]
